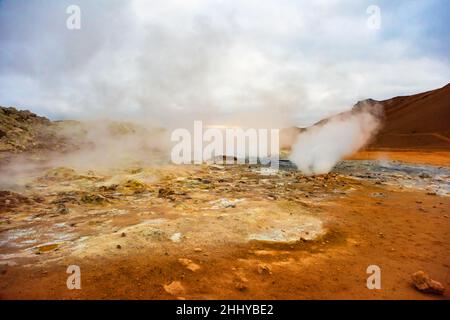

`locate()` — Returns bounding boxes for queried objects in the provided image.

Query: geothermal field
[0,84,449,300]
[0,2,449,304]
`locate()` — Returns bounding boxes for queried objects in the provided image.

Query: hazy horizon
[1,0,449,127]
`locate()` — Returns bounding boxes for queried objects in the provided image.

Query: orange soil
[348,150,450,167]
[1,182,448,300]
[1,153,449,300]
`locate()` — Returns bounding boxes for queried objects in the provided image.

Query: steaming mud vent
[0,157,449,299]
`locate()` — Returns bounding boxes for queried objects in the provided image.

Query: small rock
[235,281,248,292]
[57,204,69,215]
[419,173,431,178]
[411,271,445,295]
[81,193,108,204]
[194,248,203,252]
[257,264,272,275]
[164,281,185,296]
[158,188,175,199]
[121,232,126,237]
[116,244,122,249]
[170,232,182,243]
[33,196,45,203]
[178,258,200,272]
[371,192,384,198]
[211,198,243,209]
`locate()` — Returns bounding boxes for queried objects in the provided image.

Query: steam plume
[289,104,383,175]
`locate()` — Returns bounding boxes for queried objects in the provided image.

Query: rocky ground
[0,107,50,151]
[0,157,448,299]
[0,106,448,300]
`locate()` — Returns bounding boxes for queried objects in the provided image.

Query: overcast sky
[0,0,449,127]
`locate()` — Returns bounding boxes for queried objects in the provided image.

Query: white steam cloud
[0,0,448,128]
[289,105,383,175]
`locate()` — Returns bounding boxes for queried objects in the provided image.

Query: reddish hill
[360,83,450,150]
[284,84,450,151]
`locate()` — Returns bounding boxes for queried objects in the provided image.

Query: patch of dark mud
[334,160,450,195]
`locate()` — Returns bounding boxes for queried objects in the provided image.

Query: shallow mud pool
[0,159,449,299]
[334,160,450,196]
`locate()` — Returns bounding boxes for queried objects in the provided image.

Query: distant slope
[0,105,169,166]
[284,83,450,151]
[358,83,450,150]
[0,106,51,152]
